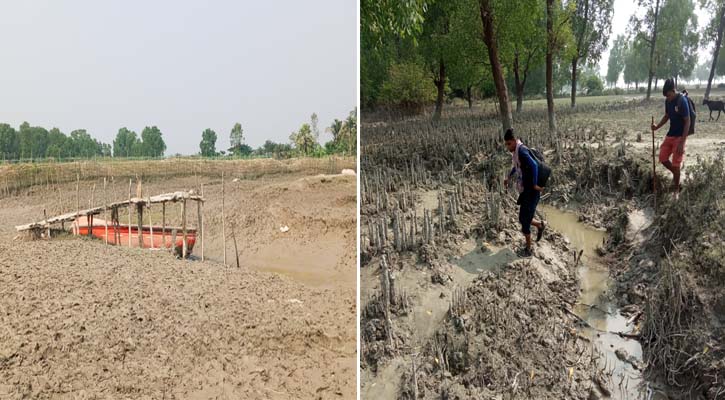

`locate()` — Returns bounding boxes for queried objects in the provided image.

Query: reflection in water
[541,205,649,400]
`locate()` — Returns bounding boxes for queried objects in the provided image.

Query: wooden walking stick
[651,116,657,212]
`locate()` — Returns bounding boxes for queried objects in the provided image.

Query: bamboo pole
[128,179,132,247]
[103,177,108,244]
[222,172,226,266]
[137,204,143,248]
[149,204,154,249]
[200,184,205,261]
[162,202,166,249]
[182,199,188,258]
[74,173,80,236]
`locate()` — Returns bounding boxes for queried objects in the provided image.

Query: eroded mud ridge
[360,99,724,399]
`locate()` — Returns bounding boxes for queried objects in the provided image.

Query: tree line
[606,0,723,94]
[0,122,166,161]
[362,0,725,131]
[198,108,357,158]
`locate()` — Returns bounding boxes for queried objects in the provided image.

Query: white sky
[0,1,357,155]
[598,0,713,83]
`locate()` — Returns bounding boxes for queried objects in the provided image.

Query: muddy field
[360,91,725,399]
[0,164,356,399]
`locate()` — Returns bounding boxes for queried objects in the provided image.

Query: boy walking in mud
[503,128,545,257]
[651,78,692,196]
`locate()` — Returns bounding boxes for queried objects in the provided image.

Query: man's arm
[652,114,669,131]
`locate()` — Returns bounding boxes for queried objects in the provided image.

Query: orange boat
[74,216,196,256]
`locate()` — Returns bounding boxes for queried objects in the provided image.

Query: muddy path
[361,94,725,399]
[0,170,357,399]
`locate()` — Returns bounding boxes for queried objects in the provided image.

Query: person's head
[662,78,676,101]
[504,128,517,152]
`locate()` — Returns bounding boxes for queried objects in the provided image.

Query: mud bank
[0,172,357,399]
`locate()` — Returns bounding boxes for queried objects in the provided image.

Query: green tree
[606,35,628,86]
[624,37,651,89]
[380,62,437,111]
[569,0,613,107]
[700,0,725,99]
[69,129,101,158]
[497,0,547,112]
[0,123,18,160]
[199,128,217,157]
[113,128,140,157]
[692,62,710,83]
[630,0,663,99]
[140,126,166,157]
[655,0,699,86]
[46,128,69,159]
[230,123,244,148]
[289,123,316,155]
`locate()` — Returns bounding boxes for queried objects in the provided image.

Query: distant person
[504,128,545,258]
[651,78,692,196]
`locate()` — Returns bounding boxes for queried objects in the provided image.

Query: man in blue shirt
[504,128,545,257]
[651,78,691,195]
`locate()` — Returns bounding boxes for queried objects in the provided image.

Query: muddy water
[541,205,651,399]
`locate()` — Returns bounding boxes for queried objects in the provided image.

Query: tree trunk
[646,0,661,100]
[466,86,473,108]
[546,0,557,134]
[433,60,446,121]
[479,0,513,132]
[571,57,579,108]
[514,52,524,113]
[705,5,725,100]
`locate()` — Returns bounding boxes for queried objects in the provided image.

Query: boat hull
[74,217,196,255]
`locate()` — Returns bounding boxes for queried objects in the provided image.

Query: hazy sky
[598,0,712,83]
[0,1,356,155]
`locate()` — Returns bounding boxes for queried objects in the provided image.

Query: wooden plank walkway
[15,191,204,231]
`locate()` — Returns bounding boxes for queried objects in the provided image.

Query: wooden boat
[73,216,196,255]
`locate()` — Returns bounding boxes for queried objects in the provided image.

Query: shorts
[518,190,540,235]
[659,135,685,168]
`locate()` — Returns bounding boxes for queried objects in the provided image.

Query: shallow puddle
[541,205,652,399]
[452,239,517,275]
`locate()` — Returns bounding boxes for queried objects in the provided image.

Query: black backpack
[522,146,552,187]
[676,93,696,135]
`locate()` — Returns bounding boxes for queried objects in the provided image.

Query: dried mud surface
[0,171,356,399]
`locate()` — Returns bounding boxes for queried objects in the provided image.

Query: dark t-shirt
[665,95,690,137]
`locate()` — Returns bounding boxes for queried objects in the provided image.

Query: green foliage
[361,0,427,49]
[113,128,139,157]
[230,123,244,148]
[140,126,166,157]
[289,123,316,155]
[606,35,628,86]
[624,37,650,87]
[655,0,699,81]
[380,62,437,110]
[199,128,217,157]
[0,123,18,160]
[584,74,604,95]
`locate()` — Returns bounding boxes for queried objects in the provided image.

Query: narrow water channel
[541,205,652,400]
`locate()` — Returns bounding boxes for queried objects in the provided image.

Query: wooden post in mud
[128,179,132,248]
[149,205,154,249]
[222,172,226,266]
[74,173,80,236]
[162,203,167,249]
[182,199,188,258]
[89,184,95,237]
[103,177,108,245]
[200,184,205,261]
[137,204,144,248]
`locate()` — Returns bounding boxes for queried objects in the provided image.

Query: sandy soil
[0,170,356,399]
